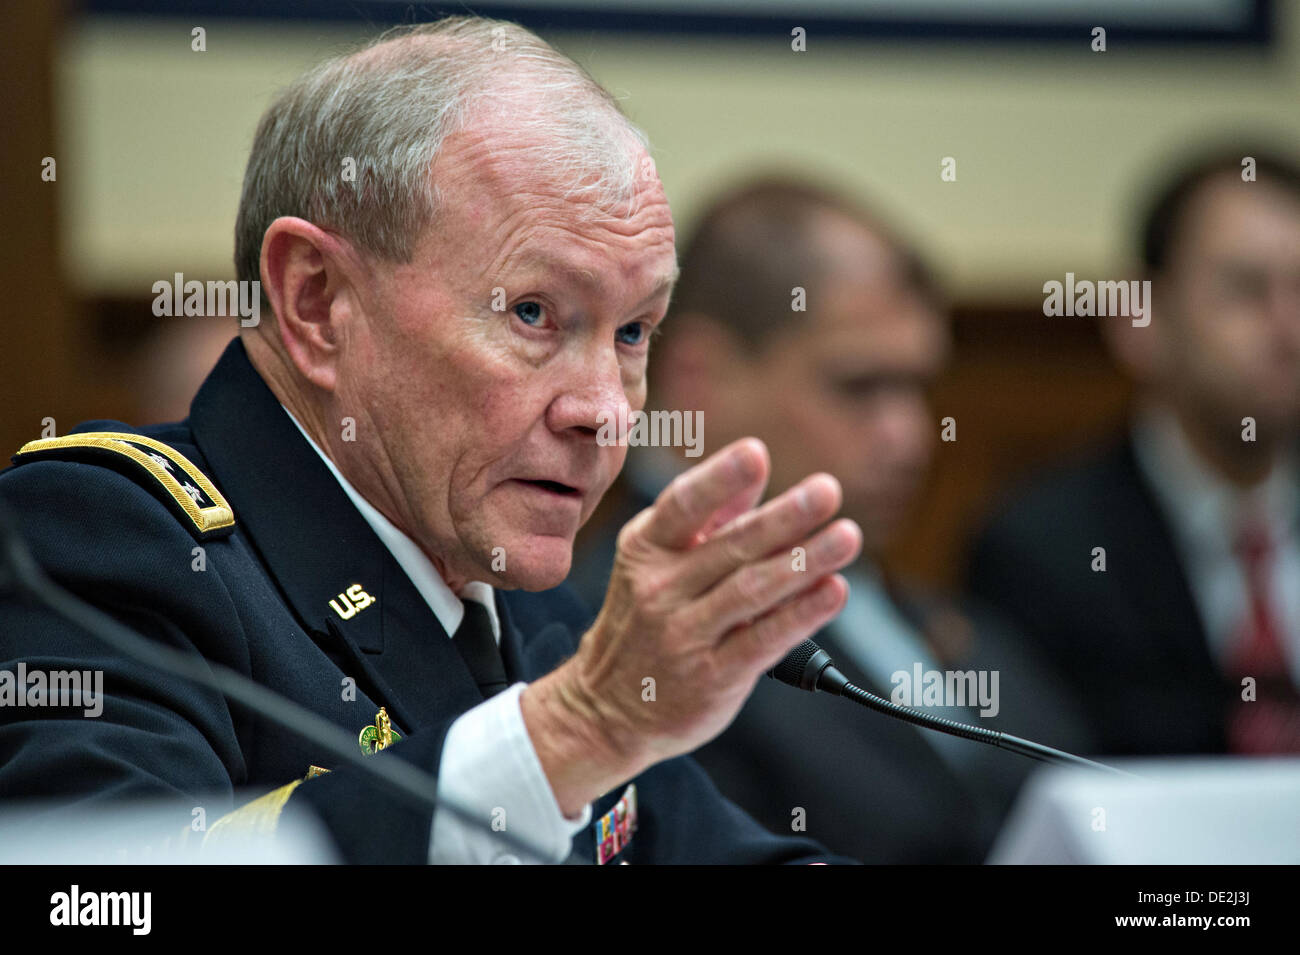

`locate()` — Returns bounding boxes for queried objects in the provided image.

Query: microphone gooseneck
[768,638,1132,776]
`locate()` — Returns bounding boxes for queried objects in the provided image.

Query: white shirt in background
[1131,403,1300,684]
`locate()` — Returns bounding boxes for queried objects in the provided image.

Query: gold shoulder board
[12,431,235,541]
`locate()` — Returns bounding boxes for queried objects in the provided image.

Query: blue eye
[514,301,543,326]
[616,322,646,346]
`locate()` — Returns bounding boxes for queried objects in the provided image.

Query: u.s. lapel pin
[358,707,401,755]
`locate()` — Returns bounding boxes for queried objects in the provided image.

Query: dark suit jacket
[0,338,842,864]
[965,434,1235,756]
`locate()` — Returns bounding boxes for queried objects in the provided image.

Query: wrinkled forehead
[433,103,659,210]
[427,123,675,277]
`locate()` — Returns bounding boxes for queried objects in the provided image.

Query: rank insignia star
[358,707,401,755]
[11,431,235,541]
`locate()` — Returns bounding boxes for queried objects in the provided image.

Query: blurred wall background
[5,2,1298,585]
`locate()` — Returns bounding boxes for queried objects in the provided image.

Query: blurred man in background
[967,148,1300,756]
[572,178,1092,862]
[130,321,236,424]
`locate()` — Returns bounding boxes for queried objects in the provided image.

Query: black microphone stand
[771,640,1134,776]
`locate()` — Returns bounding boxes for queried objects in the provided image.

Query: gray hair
[233,16,651,289]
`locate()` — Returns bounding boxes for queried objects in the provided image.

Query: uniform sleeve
[0,459,251,824]
[0,458,456,862]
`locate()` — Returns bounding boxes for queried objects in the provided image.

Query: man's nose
[546,349,632,438]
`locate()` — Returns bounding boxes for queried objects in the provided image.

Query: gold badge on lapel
[358,707,401,755]
[330,583,375,621]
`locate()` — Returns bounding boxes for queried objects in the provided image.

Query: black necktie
[452,599,509,699]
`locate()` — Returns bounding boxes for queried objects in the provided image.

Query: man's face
[333,125,676,591]
[722,223,948,553]
[1153,174,1300,442]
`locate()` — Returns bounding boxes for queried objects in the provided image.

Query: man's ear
[259,216,358,392]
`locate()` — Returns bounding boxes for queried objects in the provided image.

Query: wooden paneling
[880,303,1131,588]
[0,1,77,459]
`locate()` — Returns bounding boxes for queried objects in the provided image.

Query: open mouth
[519,479,582,498]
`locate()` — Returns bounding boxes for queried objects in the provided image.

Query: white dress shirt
[283,408,592,863]
[1131,404,1300,684]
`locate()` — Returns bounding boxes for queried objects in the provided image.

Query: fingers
[715,573,850,676]
[680,472,843,594]
[691,464,769,546]
[693,517,862,636]
[641,438,769,550]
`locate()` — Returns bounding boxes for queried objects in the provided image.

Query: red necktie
[1224,519,1300,753]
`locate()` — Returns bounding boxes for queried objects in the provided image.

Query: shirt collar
[281,406,500,643]
[1131,402,1298,556]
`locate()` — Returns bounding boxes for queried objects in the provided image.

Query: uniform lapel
[188,338,484,733]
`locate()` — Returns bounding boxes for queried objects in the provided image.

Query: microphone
[0,501,572,863]
[768,638,1132,775]
[768,640,848,694]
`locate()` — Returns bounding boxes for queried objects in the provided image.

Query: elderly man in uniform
[0,17,862,863]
